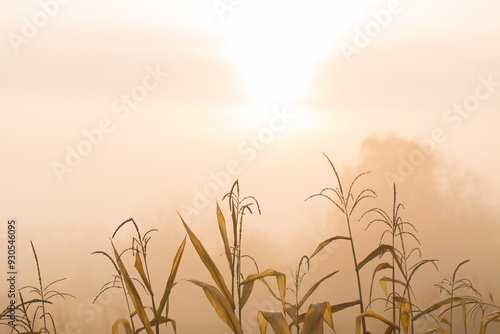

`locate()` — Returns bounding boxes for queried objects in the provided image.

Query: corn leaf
[134,251,152,295]
[286,306,298,324]
[369,262,393,301]
[355,310,399,334]
[180,215,235,309]
[396,297,411,334]
[257,311,291,334]
[438,316,451,326]
[241,269,287,312]
[239,280,254,311]
[413,297,463,321]
[298,271,339,309]
[310,236,351,259]
[300,302,334,334]
[217,202,234,276]
[424,329,450,334]
[157,236,186,318]
[188,279,242,334]
[330,300,361,313]
[357,244,403,274]
[479,311,500,334]
[379,276,406,298]
[459,298,467,333]
[111,241,154,334]
[149,316,177,333]
[112,319,134,334]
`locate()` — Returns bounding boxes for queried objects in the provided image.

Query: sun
[224,25,326,103]
[219,2,363,104]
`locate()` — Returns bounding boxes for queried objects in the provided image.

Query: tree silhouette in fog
[353,134,500,288]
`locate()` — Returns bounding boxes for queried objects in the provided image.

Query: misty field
[2,150,499,334]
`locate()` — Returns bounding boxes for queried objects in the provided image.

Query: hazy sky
[1,1,500,333]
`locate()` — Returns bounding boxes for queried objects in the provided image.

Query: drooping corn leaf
[239,279,254,311]
[148,316,177,334]
[112,319,134,334]
[438,316,451,326]
[310,236,351,259]
[188,279,242,334]
[241,269,287,312]
[257,311,291,334]
[180,215,235,309]
[111,241,154,334]
[286,306,298,324]
[423,329,450,334]
[369,262,393,301]
[396,297,411,334]
[355,310,399,334]
[379,276,406,298]
[357,244,403,275]
[413,297,463,321]
[459,298,467,333]
[300,302,334,334]
[479,311,500,334]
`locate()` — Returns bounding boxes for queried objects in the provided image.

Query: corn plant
[181,180,261,333]
[239,251,339,334]
[363,183,438,333]
[93,218,186,334]
[413,260,481,334]
[0,241,73,334]
[306,153,379,333]
[477,296,500,334]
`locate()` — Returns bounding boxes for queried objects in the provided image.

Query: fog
[1,1,500,333]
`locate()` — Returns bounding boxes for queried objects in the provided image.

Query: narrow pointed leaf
[355,310,399,334]
[379,276,406,298]
[180,215,235,309]
[298,271,339,309]
[217,202,234,276]
[257,311,290,334]
[112,319,134,334]
[438,316,451,326]
[330,300,361,313]
[300,302,334,334]
[149,316,177,333]
[357,244,402,273]
[424,329,450,334]
[414,297,463,321]
[286,306,298,323]
[241,269,286,312]
[157,236,186,318]
[111,241,154,334]
[480,311,500,334]
[459,298,467,333]
[240,280,254,311]
[188,279,242,334]
[134,251,152,295]
[369,262,393,300]
[397,297,411,334]
[310,236,351,259]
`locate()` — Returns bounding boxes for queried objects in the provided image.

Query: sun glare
[219,2,363,104]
